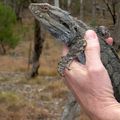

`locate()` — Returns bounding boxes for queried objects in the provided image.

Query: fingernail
[85,30,97,40]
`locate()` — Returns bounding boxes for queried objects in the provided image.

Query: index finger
[84,30,103,69]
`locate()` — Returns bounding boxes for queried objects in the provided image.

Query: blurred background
[0,0,120,120]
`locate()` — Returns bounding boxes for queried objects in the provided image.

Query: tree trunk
[113,10,120,51]
[92,0,96,22]
[54,0,59,7]
[80,0,83,20]
[28,19,45,78]
[103,0,117,24]
[3,0,8,5]
[67,0,71,11]
[0,41,6,55]
[8,0,23,22]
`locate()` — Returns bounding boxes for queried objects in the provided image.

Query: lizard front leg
[58,54,74,76]
[58,39,86,76]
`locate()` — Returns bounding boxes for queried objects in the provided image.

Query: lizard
[29,3,120,120]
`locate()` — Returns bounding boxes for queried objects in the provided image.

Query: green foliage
[0,3,19,51]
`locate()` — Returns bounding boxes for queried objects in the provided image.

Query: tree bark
[28,19,45,78]
[54,0,59,7]
[113,10,120,51]
[6,0,23,22]
[80,0,83,20]
[103,0,117,24]
[0,41,6,55]
[67,0,71,11]
[3,0,8,5]
[92,0,96,22]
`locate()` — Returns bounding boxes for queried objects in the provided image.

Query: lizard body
[29,3,120,119]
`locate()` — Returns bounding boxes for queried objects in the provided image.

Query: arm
[63,30,120,120]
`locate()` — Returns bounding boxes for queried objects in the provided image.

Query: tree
[11,0,31,22]
[113,9,120,51]
[92,0,96,22]
[103,0,120,24]
[28,0,45,78]
[3,0,8,5]
[0,3,18,54]
[3,0,30,22]
[28,20,45,78]
[80,0,83,20]
[67,0,71,11]
[54,0,59,7]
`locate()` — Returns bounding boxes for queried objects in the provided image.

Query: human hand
[63,30,120,120]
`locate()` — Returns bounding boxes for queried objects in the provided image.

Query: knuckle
[88,65,105,74]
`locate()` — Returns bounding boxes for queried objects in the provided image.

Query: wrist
[90,100,120,120]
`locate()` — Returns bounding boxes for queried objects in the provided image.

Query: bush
[0,3,19,54]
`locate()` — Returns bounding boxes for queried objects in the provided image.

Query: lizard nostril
[41,5,49,11]
[44,6,48,10]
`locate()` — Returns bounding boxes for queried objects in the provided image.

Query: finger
[106,37,113,45]
[84,30,103,67]
[64,60,85,76]
[62,45,69,56]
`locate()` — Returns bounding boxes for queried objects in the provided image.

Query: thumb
[84,30,102,68]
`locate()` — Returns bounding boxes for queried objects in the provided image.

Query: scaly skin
[29,3,120,119]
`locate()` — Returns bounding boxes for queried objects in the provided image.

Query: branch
[103,0,113,17]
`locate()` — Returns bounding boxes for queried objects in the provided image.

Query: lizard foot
[58,56,73,76]
[58,39,87,76]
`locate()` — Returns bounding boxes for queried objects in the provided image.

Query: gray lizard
[29,3,120,120]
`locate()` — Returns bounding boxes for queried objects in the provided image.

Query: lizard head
[29,3,80,45]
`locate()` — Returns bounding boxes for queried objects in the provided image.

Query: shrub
[0,3,19,54]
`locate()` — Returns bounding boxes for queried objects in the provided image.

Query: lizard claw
[66,67,71,71]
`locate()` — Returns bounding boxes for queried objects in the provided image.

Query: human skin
[63,30,120,120]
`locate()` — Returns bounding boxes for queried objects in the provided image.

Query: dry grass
[45,80,69,98]
[0,91,53,120]
[39,67,58,76]
[0,104,53,120]
[39,93,52,101]
[21,76,45,85]
[0,91,23,105]
[0,55,28,72]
